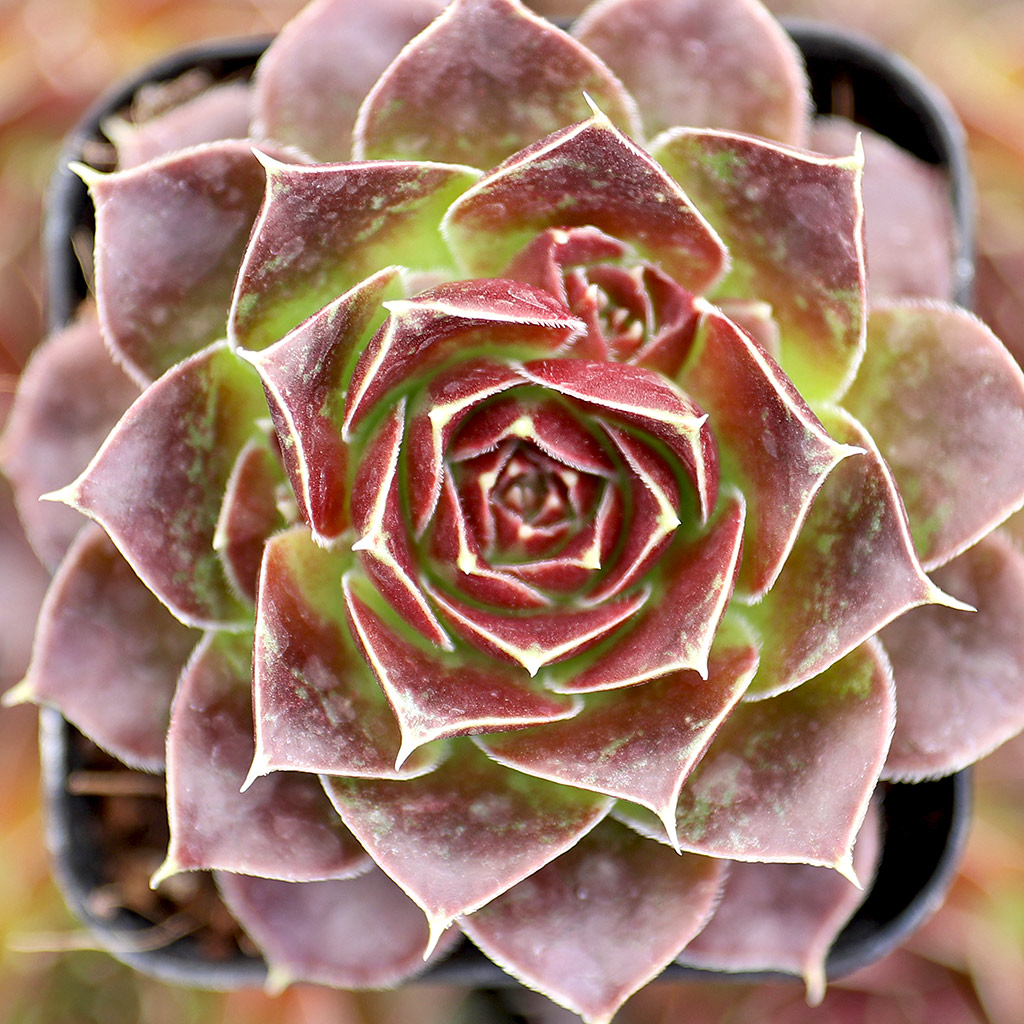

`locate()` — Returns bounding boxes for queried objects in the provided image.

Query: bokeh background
[1,1,1023,1021]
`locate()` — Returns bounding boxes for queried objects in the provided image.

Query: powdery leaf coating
[323,742,612,940]
[343,574,581,768]
[52,343,266,629]
[477,634,757,838]
[843,302,1024,571]
[462,819,726,1024]
[111,81,254,170]
[241,268,403,544]
[231,158,480,353]
[444,114,728,292]
[0,307,138,569]
[16,525,195,772]
[882,533,1024,780]
[251,527,442,783]
[811,117,955,302]
[680,798,883,1003]
[214,438,288,604]
[216,867,460,989]
[253,0,447,162]
[681,302,858,598]
[90,141,269,384]
[619,640,894,876]
[744,407,948,698]
[160,630,370,883]
[654,128,865,402]
[354,0,641,166]
[574,0,810,145]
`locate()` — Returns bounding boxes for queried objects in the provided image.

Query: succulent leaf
[253,0,448,162]
[217,867,461,988]
[744,406,955,698]
[160,630,370,883]
[618,640,894,876]
[214,437,288,603]
[882,533,1024,780]
[462,818,726,1024]
[50,343,266,628]
[654,128,866,402]
[90,141,270,384]
[444,113,728,290]
[679,798,883,1003]
[230,157,480,352]
[13,525,195,771]
[843,302,1024,569]
[574,0,810,145]
[681,302,859,598]
[251,526,444,782]
[241,267,403,544]
[323,742,612,943]
[354,0,641,166]
[0,307,139,569]
[343,573,581,768]
[478,630,757,838]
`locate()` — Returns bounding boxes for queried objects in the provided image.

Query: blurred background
[1,1,1023,1021]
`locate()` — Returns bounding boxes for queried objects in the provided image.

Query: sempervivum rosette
[6,0,1024,1021]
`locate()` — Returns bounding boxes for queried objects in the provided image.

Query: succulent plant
[5,0,1024,1021]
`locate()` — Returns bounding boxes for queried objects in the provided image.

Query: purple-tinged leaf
[519,358,718,521]
[574,0,810,145]
[479,633,756,839]
[323,741,611,944]
[230,158,480,353]
[344,576,580,768]
[812,117,955,302]
[428,472,551,609]
[843,302,1024,570]
[214,438,287,604]
[425,578,649,676]
[111,81,253,170]
[351,402,452,649]
[88,141,269,384]
[9,525,194,772]
[744,407,958,699]
[653,128,865,402]
[158,630,369,885]
[619,640,894,877]
[681,302,859,598]
[583,424,681,603]
[552,491,745,692]
[343,279,582,437]
[462,819,725,1024]
[882,533,1024,780]
[50,343,265,629]
[354,0,641,166]
[405,358,523,536]
[252,0,447,162]
[504,226,630,302]
[680,799,883,1003]
[217,866,460,989]
[715,297,781,361]
[444,114,728,292]
[250,526,442,783]
[240,268,402,545]
[0,307,138,569]
[447,392,615,477]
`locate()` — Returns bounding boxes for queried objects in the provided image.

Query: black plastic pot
[40,18,974,998]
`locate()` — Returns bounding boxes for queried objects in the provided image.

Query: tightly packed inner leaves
[6,0,1024,1021]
